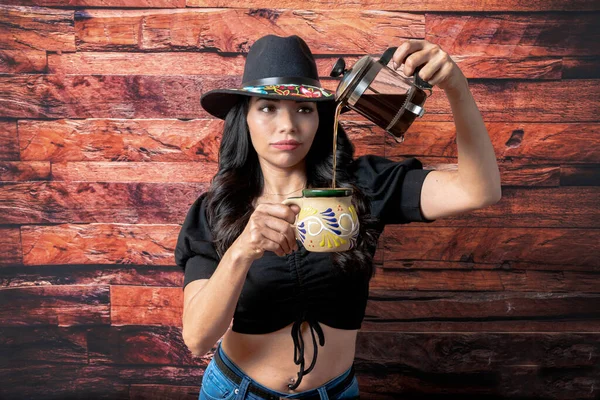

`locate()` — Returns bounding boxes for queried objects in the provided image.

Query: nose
[276,106,297,133]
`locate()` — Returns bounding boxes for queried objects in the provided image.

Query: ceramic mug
[282,188,360,252]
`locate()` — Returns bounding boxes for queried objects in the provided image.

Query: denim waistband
[216,341,353,397]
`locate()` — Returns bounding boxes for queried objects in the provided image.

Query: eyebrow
[255,97,314,105]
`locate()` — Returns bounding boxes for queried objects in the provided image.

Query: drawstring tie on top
[288,315,325,390]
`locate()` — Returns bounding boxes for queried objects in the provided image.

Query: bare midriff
[221,321,357,394]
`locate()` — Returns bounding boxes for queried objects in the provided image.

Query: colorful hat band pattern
[230,83,334,99]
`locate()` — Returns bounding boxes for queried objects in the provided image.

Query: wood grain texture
[1,1,599,399]
[2,75,599,121]
[0,5,75,52]
[187,0,600,12]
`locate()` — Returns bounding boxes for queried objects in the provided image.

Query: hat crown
[242,35,320,84]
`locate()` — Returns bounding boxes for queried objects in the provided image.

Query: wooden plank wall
[0,1,599,399]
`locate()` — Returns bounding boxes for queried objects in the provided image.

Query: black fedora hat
[200,34,350,120]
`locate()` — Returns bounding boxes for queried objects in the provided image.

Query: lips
[271,139,301,151]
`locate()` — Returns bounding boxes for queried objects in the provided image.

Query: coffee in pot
[330,47,433,143]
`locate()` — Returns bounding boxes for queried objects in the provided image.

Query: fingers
[391,40,424,70]
[256,203,299,225]
[391,40,438,78]
[252,204,300,257]
[263,217,297,255]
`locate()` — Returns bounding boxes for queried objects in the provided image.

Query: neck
[259,159,307,197]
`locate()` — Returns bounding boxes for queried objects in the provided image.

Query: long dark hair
[205,96,381,280]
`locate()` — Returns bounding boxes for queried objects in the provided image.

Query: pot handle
[378,46,433,91]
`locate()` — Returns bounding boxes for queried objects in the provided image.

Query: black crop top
[175,155,436,389]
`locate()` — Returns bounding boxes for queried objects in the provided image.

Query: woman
[176,35,501,399]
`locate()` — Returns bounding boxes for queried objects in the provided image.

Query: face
[246,96,319,169]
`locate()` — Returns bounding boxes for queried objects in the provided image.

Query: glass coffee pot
[330,47,433,143]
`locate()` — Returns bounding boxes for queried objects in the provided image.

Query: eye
[299,106,315,113]
[259,105,276,113]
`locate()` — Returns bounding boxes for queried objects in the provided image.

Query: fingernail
[392,60,397,69]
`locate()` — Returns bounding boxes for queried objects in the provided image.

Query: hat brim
[200,83,351,120]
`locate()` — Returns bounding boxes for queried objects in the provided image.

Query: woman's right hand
[231,203,301,261]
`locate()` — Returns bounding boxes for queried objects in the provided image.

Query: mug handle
[281,197,303,227]
[378,46,433,90]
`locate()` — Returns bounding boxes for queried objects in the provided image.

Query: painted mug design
[282,188,359,252]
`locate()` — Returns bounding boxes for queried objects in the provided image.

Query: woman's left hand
[390,39,467,93]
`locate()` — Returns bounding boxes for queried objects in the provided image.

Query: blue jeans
[199,341,360,400]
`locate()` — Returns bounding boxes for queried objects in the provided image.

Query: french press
[330,47,433,143]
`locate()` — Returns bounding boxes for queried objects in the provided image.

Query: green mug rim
[299,188,353,197]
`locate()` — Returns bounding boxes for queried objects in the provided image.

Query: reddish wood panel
[48,51,588,80]
[0,285,109,326]
[74,8,424,52]
[1,0,185,5]
[20,223,182,265]
[0,5,75,52]
[111,286,182,326]
[0,50,46,74]
[0,121,19,161]
[2,75,599,121]
[385,122,600,163]
[0,182,208,224]
[51,161,219,182]
[17,119,382,163]
[18,119,222,163]
[186,0,600,12]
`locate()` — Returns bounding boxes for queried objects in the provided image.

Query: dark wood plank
[560,165,600,186]
[363,290,600,332]
[0,326,87,367]
[0,161,50,181]
[563,56,600,79]
[0,227,21,266]
[0,120,19,161]
[0,5,75,52]
[0,182,208,224]
[0,285,109,326]
[0,264,183,288]
[354,332,599,398]
[370,268,600,292]
[0,50,46,74]
[426,12,600,57]
[87,325,198,365]
[382,226,600,268]
[0,364,202,399]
